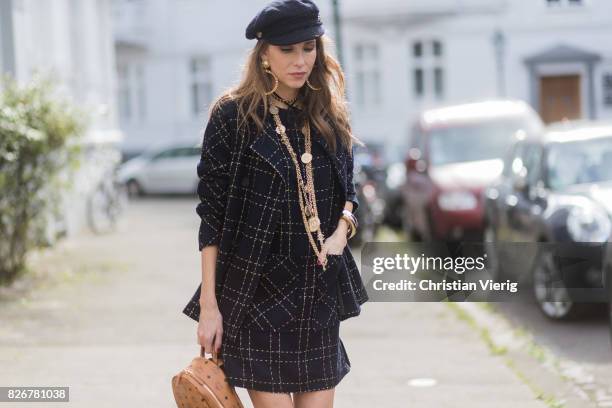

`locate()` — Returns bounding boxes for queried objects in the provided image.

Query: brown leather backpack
[172,347,244,408]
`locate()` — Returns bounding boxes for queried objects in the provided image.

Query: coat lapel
[248,111,348,202]
[311,129,348,201]
[248,119,291,186]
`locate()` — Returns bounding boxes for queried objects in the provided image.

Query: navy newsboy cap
[245,0,325,46]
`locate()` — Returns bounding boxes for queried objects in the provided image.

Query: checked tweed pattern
[182,98,369,346]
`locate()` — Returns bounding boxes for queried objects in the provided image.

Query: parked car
[382,160,407,230]
[484,120,612,320]
[351,143,386,246]
[605,240,612,345]
[402,100,543,242]
[117,142,201,196]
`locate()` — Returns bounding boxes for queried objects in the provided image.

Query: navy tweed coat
[182,98,369,343]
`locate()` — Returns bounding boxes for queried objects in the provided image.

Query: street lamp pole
[331,0,344,68]
[493,29,506,98]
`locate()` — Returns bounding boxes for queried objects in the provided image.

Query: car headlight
[437,191,478,211]
[566,204,611,242]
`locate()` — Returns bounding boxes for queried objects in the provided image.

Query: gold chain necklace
[268,100,328,270]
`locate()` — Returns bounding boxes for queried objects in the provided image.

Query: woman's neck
[275,83,298,101]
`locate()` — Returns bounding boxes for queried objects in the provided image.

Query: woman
[182,1,369,406]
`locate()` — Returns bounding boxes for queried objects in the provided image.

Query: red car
[402,100,543,242]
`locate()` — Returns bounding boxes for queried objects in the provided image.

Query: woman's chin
[283,78,306,89]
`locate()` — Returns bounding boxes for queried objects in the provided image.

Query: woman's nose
[294,52,306,67]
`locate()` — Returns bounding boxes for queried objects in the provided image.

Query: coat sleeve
[346,145,360,213]
[196,103,233,251]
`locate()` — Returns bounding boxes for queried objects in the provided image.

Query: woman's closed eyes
[280,43,316,53]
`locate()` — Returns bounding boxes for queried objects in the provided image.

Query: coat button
[240,176,250,187]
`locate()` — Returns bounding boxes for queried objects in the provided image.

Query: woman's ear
[260,45,269,62]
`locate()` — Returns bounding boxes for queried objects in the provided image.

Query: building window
[413,42,422,58]
[190,57,213,115]
[413,68,424,97]
[117,62,146,122]
[434,67,444,98]
[604,73,612,107]
[118,65,131,120]
[433,40,443,57]
[353,44,381,108]
[411,39,445,100]
[546,0,584,7]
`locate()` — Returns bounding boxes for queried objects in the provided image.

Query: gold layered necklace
[268,98,328,270]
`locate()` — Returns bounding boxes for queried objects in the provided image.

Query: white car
[118,142,201,195]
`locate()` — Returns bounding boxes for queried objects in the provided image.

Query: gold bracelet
[340,214,357,239]
[339,216,352,237]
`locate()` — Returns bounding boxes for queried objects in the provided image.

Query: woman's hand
[317,228,348,265]
[197,300,223,355]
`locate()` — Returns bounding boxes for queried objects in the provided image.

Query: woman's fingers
[204,332,214,356]
[214,327,223,354]
[318,248,327,265]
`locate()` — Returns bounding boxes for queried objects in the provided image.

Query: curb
[450,302,610,408]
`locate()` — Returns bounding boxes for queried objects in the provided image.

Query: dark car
[605,240,612,345]
[403,100,543,242]
[382,160,407,230]
[484,121,612,320]
[351,143,386,246]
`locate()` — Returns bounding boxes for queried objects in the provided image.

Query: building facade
[342,0,612,161]
[112,0,612,162]
[0,0,122,238]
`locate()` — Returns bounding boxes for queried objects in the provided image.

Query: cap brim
[266,25,324,46]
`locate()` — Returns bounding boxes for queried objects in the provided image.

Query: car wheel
[126,179,144,197]
[532,246,587,320]
[609,300,612,347]
[609,293,612,346]
[484,224,504,282]
[607,265,612,343]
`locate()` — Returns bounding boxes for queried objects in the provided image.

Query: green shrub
[0,74,87,284]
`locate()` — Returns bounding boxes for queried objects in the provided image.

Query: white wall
[113,0,338,155]
[2,0,122,238]
[112,0,612,160]
[343,0,612,161]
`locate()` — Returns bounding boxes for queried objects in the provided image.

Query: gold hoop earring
[306,79,321,91]
[261,60,278,96]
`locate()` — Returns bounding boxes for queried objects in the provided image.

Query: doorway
[539,74,581,124]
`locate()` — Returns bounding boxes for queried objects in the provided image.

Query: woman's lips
[289,72,306,78]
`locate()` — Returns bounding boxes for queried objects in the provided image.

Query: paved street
[0,197,599,407]
[493,301,612,406]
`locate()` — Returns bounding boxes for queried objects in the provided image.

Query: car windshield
[546,135,612,190]
[428,118,533,166]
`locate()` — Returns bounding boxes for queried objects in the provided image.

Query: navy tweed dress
[218,104,352,393]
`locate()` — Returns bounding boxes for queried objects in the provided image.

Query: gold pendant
[305,205,311,217]
[301,152,312,164]
[308,216,320,232]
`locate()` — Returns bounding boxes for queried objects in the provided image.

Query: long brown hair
[210,35,363,154]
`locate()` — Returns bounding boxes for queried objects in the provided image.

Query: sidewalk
[337,302,549,408]
[0,198,558,407]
